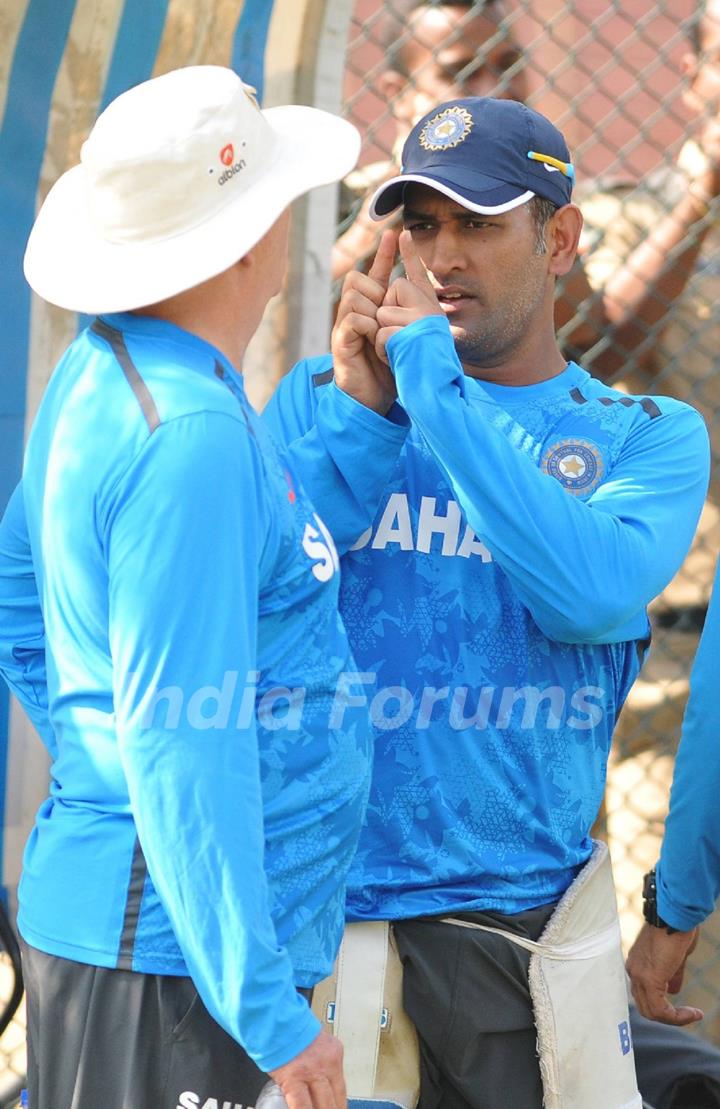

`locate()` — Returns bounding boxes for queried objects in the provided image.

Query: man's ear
[547,204,583,277]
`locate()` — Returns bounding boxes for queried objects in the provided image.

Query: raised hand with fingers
[375,229,445,363]
[331,229,399,415]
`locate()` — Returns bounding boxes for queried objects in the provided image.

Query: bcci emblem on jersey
[541,439,604,497]
[419,106,474,151]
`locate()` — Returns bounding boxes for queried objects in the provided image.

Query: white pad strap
[334,920,389,1094]
[442,917,622,961]
[443,843,642,1109]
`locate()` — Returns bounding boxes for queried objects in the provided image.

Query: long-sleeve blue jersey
[657,554,720,930]
[0,312,381,1071]
[264,315,710,920]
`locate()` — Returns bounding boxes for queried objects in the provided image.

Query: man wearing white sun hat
[0,64,416,1109]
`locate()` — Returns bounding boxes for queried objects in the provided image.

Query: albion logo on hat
[216,141,246,186]
[419,106,473,152]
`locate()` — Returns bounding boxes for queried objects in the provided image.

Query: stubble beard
[451,271,548,375]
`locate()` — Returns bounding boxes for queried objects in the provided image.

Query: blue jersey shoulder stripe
[571,383,661,420]
[91,320,161,433]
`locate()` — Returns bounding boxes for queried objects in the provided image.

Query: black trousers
[21,940,268,1109]
[394,905,556,1109]
[21,931,720,1109]
[631,1006,720,1109]
[394,912,720,1109]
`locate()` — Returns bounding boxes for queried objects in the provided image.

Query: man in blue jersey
[263,97,711,1109]
[0,65,416,1109]
[623,554,720,1109]
[626,553,720,1038]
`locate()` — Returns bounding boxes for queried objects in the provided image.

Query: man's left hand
[626,922,703,1026]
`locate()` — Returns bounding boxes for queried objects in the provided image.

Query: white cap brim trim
[24,105,360,314]
[370,174,535,219]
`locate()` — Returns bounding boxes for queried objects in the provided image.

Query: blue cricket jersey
[657,554,720,930]
[0,312,405,1070]
[264,315,710,920]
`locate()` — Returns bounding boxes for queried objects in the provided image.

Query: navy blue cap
[370,97,574,219]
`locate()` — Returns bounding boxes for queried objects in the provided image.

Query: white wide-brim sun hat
[24,65,361,315]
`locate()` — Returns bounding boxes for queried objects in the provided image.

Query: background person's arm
[648,553,720,931]
[626,925,702,1027]
[564,119,720,382]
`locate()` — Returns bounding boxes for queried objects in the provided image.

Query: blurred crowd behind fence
[337,0,720,1042]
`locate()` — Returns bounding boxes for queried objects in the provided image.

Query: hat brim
[370,172,535,220]
[24,105,360,314]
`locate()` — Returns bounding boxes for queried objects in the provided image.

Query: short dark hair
[383,1,503,75]
[528,196,558,255]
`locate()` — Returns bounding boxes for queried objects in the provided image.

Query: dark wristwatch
[642,868,679,934]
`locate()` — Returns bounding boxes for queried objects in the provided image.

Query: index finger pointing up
[368,229,399,291]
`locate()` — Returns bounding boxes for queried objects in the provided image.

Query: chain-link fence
[339,0,720,1041]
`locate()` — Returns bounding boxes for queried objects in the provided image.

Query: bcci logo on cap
[541,439,604,497]
[419,106,473,152]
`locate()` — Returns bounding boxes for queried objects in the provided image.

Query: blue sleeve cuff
[386,313,455,365]
[325,381,410,441]
[385,315,467,402]
[656,866,708,932]
[253,1003,321,1072]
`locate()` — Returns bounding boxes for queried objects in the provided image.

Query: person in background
[626,553,720,1109]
